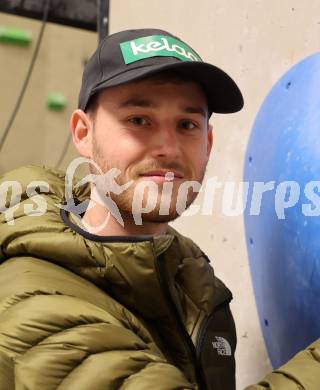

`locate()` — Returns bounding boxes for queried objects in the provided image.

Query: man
[0,28,318,390]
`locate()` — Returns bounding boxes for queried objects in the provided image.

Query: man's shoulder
[0,256,135,326]
[0,164,90,200]
[1,164,65,186]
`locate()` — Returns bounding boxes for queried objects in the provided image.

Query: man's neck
[81,198,168,237]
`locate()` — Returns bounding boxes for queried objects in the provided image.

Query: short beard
[90,135,207,225]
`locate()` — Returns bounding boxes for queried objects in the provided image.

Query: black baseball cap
[78,28,243,115]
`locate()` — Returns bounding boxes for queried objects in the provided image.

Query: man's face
[87,76,212,223]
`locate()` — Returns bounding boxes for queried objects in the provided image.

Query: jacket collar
[61,207,182,319]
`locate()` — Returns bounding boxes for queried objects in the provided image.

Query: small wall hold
[47,93,67,111]
[0,26,32,47]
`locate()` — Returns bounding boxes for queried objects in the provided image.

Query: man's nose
[149,126,182,160]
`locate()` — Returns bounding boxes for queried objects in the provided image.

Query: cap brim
[90,61,244,114]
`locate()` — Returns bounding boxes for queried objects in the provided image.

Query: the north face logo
[212,336,232,356]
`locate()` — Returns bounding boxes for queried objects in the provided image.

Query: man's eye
[180,120,197,130]
[129,117,148,125]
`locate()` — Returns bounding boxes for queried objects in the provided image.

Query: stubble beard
[91,138,207,225]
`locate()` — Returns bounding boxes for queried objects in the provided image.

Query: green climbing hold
[0,26,32,47]
[47,93,67,111]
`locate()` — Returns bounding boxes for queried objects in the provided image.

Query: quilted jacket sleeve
[245,339,320,390]
[0,259,194,390]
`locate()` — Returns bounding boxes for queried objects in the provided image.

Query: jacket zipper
[154,254,207,390]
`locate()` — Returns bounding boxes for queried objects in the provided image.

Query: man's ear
[207,123,213,158]
[69,109,94,158]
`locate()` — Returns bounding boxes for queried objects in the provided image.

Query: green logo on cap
[120,35,202,64]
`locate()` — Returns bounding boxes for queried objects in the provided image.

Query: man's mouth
[139,170,184,181]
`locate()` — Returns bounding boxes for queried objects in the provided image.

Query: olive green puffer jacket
[0,165,319,389]
[245,339,320,389]
[0,166,236,389]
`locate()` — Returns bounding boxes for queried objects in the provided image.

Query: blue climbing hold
[244,52,320,368]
